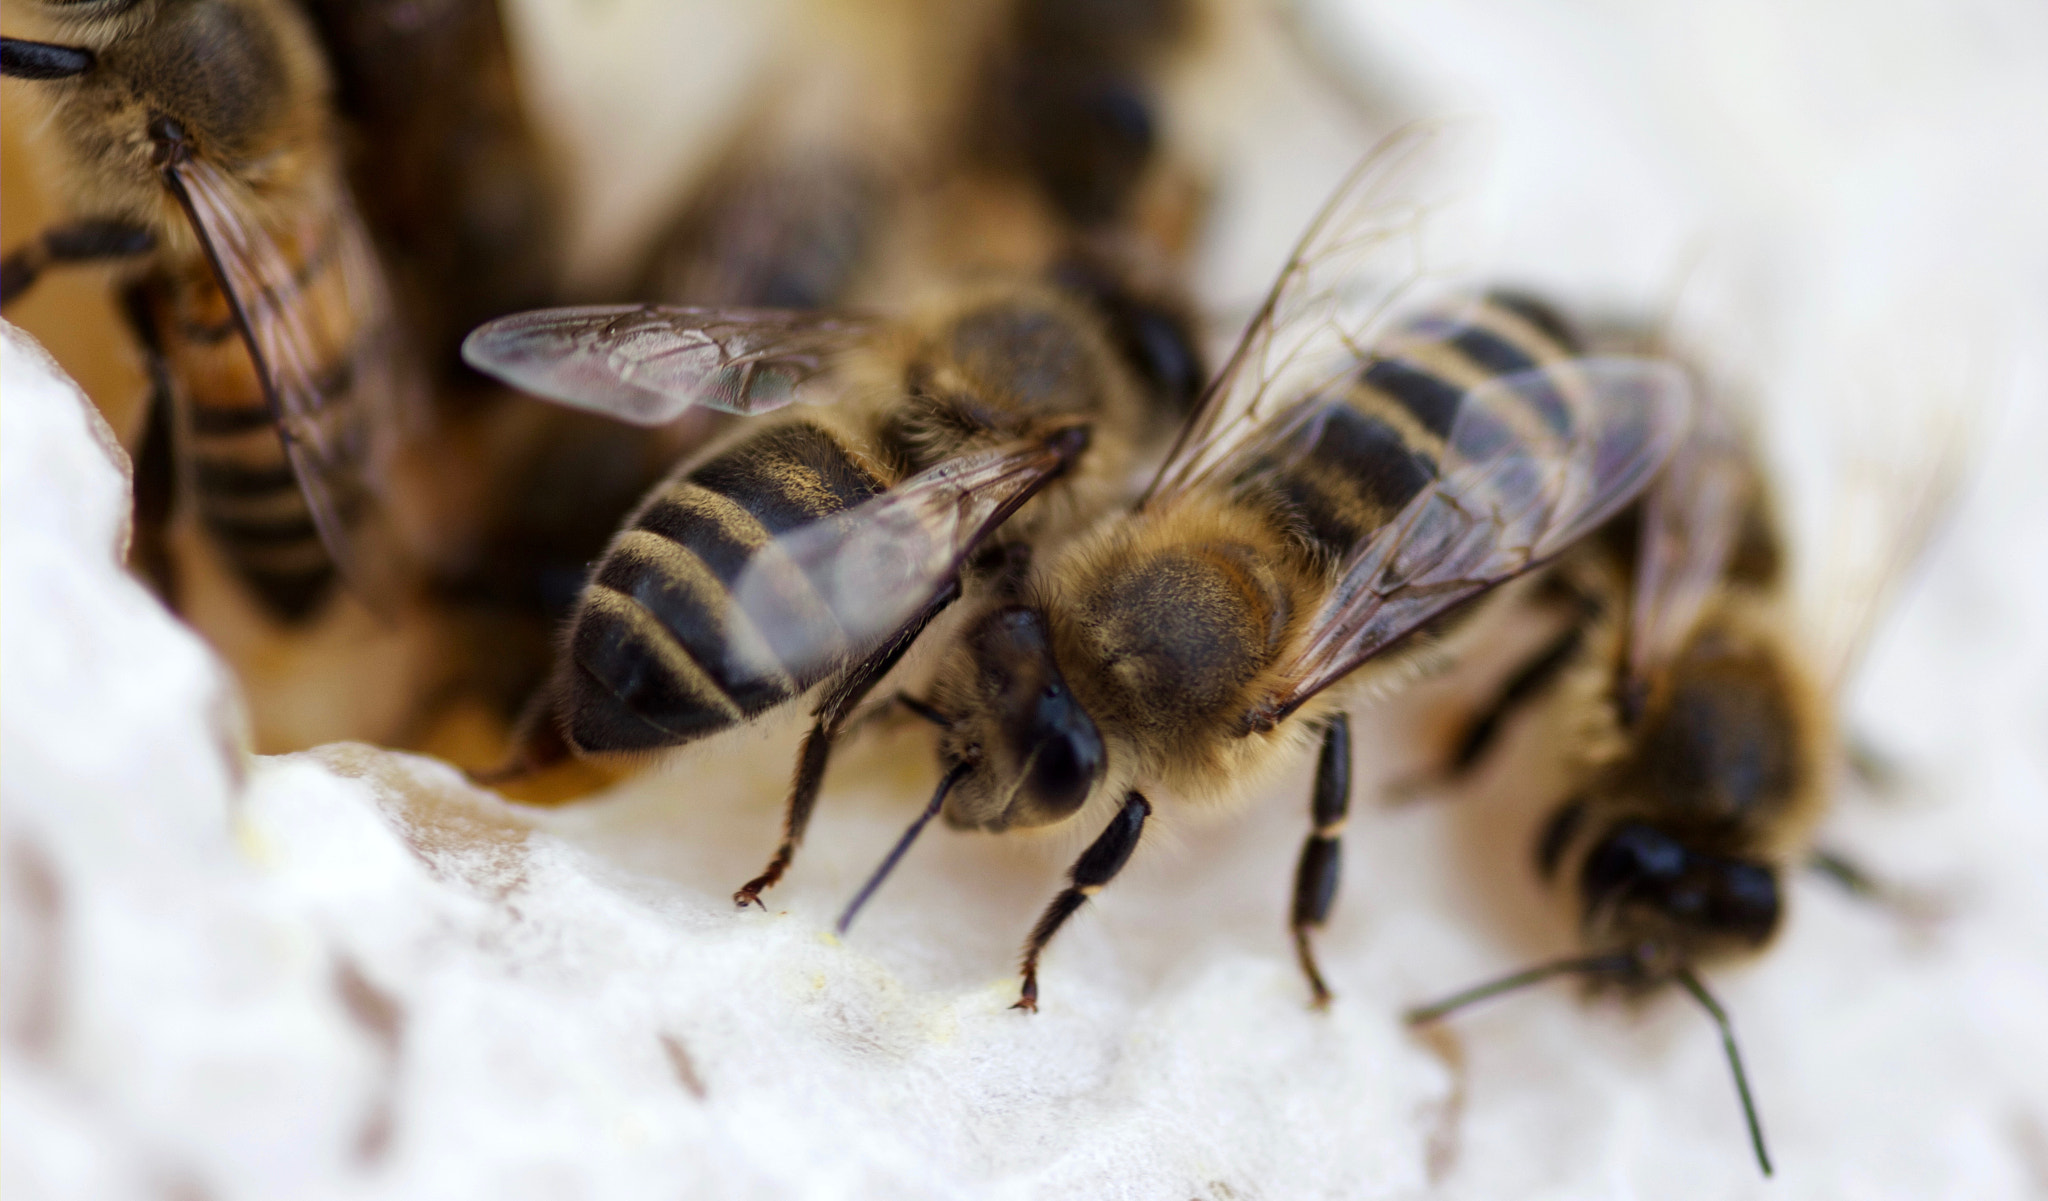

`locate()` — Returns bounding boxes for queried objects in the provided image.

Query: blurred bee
[295,0,563,396]
[964,0,1205,241]
[827,125,1691,1016]
[440,0,1038,656]
[463,263,1201,904]
[402,2,947,742]
[1400,340,1965,1176]
[1,0,417,622]
[629,0,975,313]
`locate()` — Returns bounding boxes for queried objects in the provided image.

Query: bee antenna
[836,761,971,936]
[1404,952,1637,1025]
[1675,967,1773,1178]
[1,38,95,80]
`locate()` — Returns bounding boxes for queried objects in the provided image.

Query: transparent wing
[1804,391,1976,694]
[1142,118,1490,507]
[1624,392,1752,692]
[170,156,414,610]
[1268,358,1692,715]
[461,304,880,425]
[725,430,1088,685]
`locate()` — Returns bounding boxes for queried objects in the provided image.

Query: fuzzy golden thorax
[929,492,1329,831]
[16,0,337,246]
[884,280,1143,444]
[842,277,1151,543]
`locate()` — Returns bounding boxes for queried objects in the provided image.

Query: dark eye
[1713,861,1781,946]
[1021,683,1104,820]
[1579,822,1783,949]
[1582,823,1686,902]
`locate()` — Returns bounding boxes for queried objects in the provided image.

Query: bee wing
[725,430,1088,685]
[461,304,882,425]
[1623,395,1754,692]
[1803,388,1976,695]
[1142,119,1489,506]
[168,156,414,610]
[1268,358,1691,715]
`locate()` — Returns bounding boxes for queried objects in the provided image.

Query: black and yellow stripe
[561,420,892,754]
[156,219,374,622]
[1234,291,1584,567]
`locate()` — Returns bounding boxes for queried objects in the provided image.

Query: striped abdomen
[1236,292,1585,565]
[156,214,377,621]
[562,421,890,754]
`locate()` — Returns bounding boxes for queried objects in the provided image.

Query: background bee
[1398,324,1970,1176]
[628,0,977,312]
[295,0,564,402]
[633,0,1212,313]
[826,124,1691,1014]
[440,0,981,648]
[1,0,418,623]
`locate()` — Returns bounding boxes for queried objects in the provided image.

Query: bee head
[1574,819,1782,975]
[933,604,1106,832]
[8,0,324,200]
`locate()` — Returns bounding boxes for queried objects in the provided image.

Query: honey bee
[967,0,1204,237]
[1399,337,1965,1175]
[825,125,1692,1017]
[627,0,970,313]
[462,264,1202,903]
[1,0,418,622]
[296,0,563,396]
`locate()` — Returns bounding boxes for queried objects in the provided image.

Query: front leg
[1014,791,1151,1012]
[1808,848,1948,927]
[734,578,963,908]
[1292,713,1351,1008]
[2,219,154,306]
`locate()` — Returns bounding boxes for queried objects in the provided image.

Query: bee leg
[1443,623,1586,778]
[1808,848,1947,925]
[1808,848,1878,896]
[1292,713,1351,1009]
[2,219,154,307]
[734,578,964,910]
[474,686,575,784]
[1844,733,1905,798]
[118,283,183,612]
[1014,791,1151,1013]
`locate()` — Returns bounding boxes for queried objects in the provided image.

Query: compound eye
[1581,822,1687,903]
[1712,859,1782,947]
[1019,682,1104,822]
